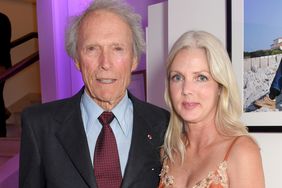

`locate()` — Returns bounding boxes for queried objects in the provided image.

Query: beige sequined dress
[158,137,240,188]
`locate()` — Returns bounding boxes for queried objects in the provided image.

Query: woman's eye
[170,74,183,82]
[196,74,208,82]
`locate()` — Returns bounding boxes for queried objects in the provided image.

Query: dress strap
[223,136,241,161]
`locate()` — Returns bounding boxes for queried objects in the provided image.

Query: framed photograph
[228,0,282,132]
[128,70,146,101]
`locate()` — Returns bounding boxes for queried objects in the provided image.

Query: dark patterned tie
[94,111,122,188]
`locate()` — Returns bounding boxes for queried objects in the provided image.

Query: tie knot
[98,111,114,126]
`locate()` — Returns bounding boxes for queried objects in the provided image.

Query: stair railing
[0,32,39,83]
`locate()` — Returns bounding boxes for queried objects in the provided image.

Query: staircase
[0,93,41,188]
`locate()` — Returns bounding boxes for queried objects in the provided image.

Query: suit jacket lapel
[121,94,157,187]
[122,112,150,187]
[54,90,97,188]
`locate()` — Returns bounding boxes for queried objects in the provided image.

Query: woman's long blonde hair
[163,31,248,163]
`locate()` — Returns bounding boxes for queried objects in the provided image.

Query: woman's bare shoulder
[227,135,265,187]
[230,135,260,159]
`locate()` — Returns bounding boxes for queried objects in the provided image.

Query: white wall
[147,1,282,187]
[147,2,168,110]
[147,0,226,109]
[0,0,40,107]
[168,0,226,49]
[251,133,282,187]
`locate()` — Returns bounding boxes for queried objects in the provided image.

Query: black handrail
[0,52,39,83]
[0,32,39,83]
[10,32,38,49]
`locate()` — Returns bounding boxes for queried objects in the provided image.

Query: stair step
[0,138,20,154]
[6,112,21,128]
[8,93,41,113]
[5,123,21,138]
[0,93,40,187]
[0,156,11,166]
[0,154,19,188]
[0,138,20,167]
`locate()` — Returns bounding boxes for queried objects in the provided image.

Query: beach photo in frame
[229,0,282,131]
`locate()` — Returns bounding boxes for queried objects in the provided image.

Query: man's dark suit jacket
[19,89,169,188]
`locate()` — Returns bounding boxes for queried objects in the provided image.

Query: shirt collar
[81,90,132,136]
[111,92,132,136]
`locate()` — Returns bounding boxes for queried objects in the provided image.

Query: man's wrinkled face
[75,10,138,110]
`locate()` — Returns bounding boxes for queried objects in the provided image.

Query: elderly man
[19,0,169,188]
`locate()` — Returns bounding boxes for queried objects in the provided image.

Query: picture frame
[227,0,282,132]
[128,70,146,101]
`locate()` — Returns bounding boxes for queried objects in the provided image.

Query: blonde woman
[159,31,265,188]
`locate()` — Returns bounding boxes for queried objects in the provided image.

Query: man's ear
[131,56,138,72]
[74,59,81,71]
